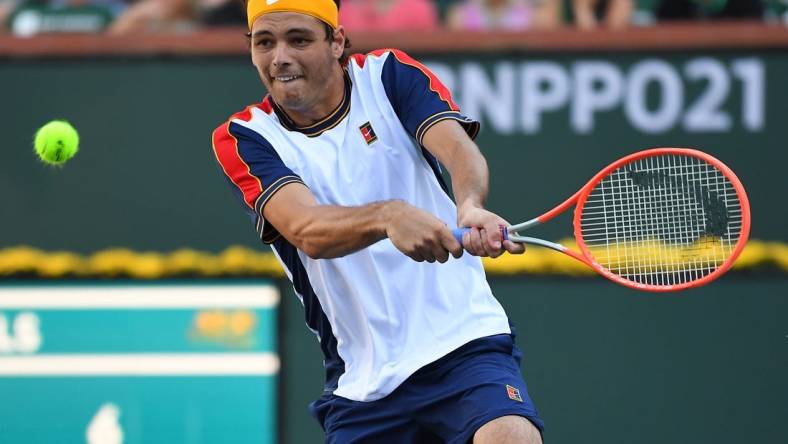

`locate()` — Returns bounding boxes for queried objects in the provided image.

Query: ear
[331,26,346,60]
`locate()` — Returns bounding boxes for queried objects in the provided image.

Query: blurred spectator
[197,0,244,26]
[108,0,195,34]
[655,0,764,20]
[446,0,562,31]
[764,0,788,23]
[339,0,438,32]
[5,0,124,36]
[572,0,633,29]
[0,0,18,32]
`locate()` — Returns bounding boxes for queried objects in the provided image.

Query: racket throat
[510,236,567,252]
[508,218,541,233]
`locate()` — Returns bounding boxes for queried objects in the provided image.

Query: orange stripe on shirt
[229,99,273,123]
[211,122,263,209]
[369,48,459,111]
[351,53,367,68]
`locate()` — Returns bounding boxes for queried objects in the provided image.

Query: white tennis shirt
[213,49,510,402]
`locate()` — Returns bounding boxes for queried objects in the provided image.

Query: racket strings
[579,154,743,286]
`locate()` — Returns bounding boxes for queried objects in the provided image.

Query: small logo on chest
[359,122,378,145]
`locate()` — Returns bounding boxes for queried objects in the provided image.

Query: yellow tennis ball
[34,120,79,165]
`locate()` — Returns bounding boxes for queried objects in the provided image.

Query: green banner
[0,309,276,353]
[1,377,275,444]
[0,283,279,444]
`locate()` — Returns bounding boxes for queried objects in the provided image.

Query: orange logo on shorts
[506,384,523,402]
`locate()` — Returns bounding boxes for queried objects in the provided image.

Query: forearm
[421,119,522,256]
[263,181,459,262]
[286,200,399,259]
[446,138,490,213]
[421,120,490,214]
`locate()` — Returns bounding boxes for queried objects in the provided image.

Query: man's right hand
[384,200,463,263]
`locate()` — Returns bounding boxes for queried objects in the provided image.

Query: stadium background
[1,10,787,444]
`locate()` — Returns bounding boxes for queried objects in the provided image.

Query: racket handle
[452,226,509,244]
[452,228,469,244]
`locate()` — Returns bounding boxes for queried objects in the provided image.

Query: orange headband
[247,0,339,30]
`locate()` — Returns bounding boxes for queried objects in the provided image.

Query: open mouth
[273,75,302,83]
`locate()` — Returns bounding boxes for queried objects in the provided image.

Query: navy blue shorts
[309,334,544,444]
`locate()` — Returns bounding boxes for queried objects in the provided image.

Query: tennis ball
[33,120,79,165]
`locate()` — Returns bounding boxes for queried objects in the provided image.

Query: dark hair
[324,22,351,66]
[243,0,351,65]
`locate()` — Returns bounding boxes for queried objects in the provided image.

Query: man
[211,0,544,442]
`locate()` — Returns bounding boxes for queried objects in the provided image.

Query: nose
[271,43,292,69]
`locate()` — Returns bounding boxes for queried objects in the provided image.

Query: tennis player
[212,1,544,442]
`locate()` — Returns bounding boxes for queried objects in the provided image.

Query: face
[250,12,345,113]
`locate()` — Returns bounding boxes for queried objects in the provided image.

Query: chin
[276,91,307,110]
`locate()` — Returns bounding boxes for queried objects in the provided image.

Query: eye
[292,37,310,46]
[256,39,273,49]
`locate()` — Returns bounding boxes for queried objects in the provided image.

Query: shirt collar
[272,70,351,138]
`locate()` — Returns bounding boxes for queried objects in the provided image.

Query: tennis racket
[453,148,751,292]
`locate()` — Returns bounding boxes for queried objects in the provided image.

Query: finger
[426,237,448,264]
[418,246,436,263]
[479,228,501,258]
[440,227,463,259]
[430,245,449,263]
[434,246,450,264]
[470,227,487,257]
[484,223,507,259]
[416,237,440,263]
[483,223,503,251]
[408,250,425,262]
[503,240,525,254]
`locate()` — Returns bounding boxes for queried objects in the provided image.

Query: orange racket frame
[454,148,751,292]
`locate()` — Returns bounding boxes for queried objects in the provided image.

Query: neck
[282,66,345,128]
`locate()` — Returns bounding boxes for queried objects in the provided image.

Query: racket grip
[451,226,509,244]
[452,228,470,244]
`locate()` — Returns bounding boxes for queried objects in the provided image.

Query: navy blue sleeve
[212,120,304,244]
[377,49,480,145]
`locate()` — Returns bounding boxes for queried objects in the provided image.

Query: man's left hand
[457,203,525,258]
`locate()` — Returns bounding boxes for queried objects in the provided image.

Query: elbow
[298,240,332,260]
[289,223,334,259]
